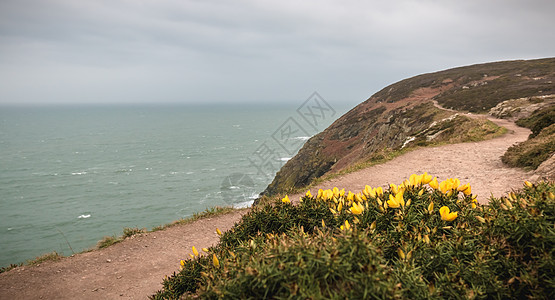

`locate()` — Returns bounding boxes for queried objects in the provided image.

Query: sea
[0,102,344,267]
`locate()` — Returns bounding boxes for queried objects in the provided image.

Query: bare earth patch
[0,115,537,300]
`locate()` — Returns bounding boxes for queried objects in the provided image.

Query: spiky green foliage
[502,123,555,170]
[152,179,554,299]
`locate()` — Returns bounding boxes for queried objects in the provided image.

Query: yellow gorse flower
[387,190,405,208]
[282,195,291,204]
[212,254,220,267]
[333,187,340,198]
[409,173,422,186]
[524,181,533,188]
[390,183,399,195]
[439,206,458,221]
[180,260,185,270]
[421,172,433,184]
[439,179,455,194]
[458,183,471,195]
[305,190,312,198]
[216,228,223,236]
[192,246,199,257]
[323,189,333,200]
[350,202,364,215]
[429,177,439,189]
[340,220,351,231]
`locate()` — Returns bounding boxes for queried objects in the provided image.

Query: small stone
[106,259,112,263]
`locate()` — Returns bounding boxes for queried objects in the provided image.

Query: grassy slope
[263,58,555,197]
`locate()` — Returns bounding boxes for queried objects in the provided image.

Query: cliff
[263,58,555,196]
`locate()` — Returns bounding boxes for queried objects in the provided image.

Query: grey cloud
[0,0,553,105]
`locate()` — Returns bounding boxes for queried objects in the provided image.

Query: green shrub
[516,105,555,138]
[152,176,555,299]
[502,123,555,169]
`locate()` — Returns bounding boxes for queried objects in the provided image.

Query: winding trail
[0,111,534,299]
[288,114,532,204]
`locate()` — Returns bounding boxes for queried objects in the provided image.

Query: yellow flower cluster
[439,206,458,221]
[431,177,472,196]
[182,245,221,269]
[278,173,476,229]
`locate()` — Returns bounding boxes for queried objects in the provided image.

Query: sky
[0,0,554,107]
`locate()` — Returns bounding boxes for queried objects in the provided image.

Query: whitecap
[71,172,87,175]
[234,200,254,208]
[280,157,292,162]
[78,214,91,219]
[293,136,311,141]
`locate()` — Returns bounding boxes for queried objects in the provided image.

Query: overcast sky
[0,0,554,106]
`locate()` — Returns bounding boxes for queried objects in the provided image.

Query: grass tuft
[26,252,63,266]
[97,236,121,249]
[122,227,146,238]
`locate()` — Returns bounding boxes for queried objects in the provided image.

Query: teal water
[0,103,342,267]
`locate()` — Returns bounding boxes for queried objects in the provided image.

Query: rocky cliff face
[262,58,555,196]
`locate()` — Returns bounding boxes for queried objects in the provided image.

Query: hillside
[263,58,555,196]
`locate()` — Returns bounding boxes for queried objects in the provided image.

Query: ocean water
[0,103,341,267]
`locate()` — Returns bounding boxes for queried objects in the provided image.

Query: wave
[77,214,91,219]
[234,199,254,208]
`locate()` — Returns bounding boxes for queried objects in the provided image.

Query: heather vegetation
[503,105,555,170]
[152,175,554,299]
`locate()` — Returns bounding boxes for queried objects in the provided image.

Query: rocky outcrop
[489,95,555,120]
[535,154,555,180]
[262,58,555,197]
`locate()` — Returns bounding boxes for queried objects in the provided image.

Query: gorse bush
[152,175,555,299]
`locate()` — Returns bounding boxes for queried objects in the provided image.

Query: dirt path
[288,115,532,204]
[0,111,535,300]
[0,210,247,300]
